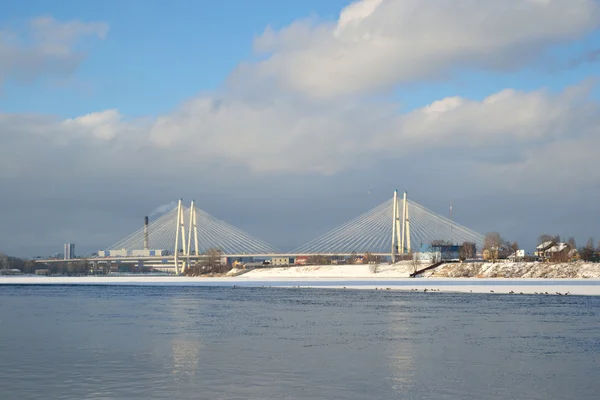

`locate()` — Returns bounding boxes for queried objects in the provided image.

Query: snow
[537,241,555,250]
[429,261,600,279]
[241,262,417,278]
[1,275,599,296]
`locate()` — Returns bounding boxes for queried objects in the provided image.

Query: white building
[64,243,75,260]
[270,257,290,266]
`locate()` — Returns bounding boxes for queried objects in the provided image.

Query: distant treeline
[0,253,90,275]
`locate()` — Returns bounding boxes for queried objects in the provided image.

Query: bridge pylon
[173,199,188,275]
[391,190,411,263]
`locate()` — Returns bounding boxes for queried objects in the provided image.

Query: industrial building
[97,249,169,257]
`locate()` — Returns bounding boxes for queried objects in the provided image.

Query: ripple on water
[0,286,599,400]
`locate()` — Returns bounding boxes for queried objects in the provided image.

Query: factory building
[97,249,169,257]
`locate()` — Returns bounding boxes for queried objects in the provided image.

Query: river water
[1,285,599,399]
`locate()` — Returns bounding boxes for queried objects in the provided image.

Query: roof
[546,243,569,253]
[537,241,556,250]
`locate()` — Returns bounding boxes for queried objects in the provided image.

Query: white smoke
[149,200,178,217]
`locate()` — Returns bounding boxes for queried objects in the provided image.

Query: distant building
[35,269,50,276]
[0,269,22,275]
[64,243,75,260]
[535,241,577,262]
[413,251,442,263]
[535,241,556,259]
[97,249,168,257]
[270,257,289,266]
[294,256,309,265]
[431,244,461,260]
[508,249,526,261]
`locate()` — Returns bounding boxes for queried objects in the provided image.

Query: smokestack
[144,216,149,250]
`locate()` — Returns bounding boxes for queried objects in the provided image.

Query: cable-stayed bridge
[106,203,279,256]
[291,193,484,255]
[82,191,484,274]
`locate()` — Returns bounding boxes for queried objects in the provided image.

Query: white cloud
[64,110,123,140]
[1,82,599,185]
[247,0,600,98]
[0,16,108,85]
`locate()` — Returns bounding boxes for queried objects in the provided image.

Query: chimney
[144,216,149,250]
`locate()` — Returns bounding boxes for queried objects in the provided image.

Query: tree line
[0,253,92,275]
[479,233,600,263]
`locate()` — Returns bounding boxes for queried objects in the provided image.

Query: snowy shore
[237,262,415,278]
[238,261,600,279]
[1,274,600,296]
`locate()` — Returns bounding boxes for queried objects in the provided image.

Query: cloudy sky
[2,0,600,257]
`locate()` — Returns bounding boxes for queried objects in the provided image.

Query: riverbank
[2,275,600,296]
[235,262,416,278]
[428,261,600,278]
[236,261,600,279]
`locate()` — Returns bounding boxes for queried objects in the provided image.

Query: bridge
[37,191,485,274]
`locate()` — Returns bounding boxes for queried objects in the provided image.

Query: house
[536,242,577,262]
[483,245,511,261]
[508,249,526,262]
[535,241,556,259]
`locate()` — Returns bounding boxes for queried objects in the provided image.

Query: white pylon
[174,199,181,274]
[399,191,411,254]
[391,190,404,262]
[404,191,411,253]
[391,190,398,263]
[395,193,402,256]
[400,192,406,254]
[187,200,199,257]
[173,199,188,275]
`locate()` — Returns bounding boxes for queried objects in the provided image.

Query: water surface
[1,286,598,399]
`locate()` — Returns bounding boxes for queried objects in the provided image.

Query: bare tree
[483,232,504,263]
[580,237,597,262]
[508,241,520,261]
[67,259,88,276]
[459,242,475,261]
[567,237,577,249]
[410,252,422,274]
[206,248,227,273]
[538,234,560,245]
[0,252,8,269]
[308,255,330,265]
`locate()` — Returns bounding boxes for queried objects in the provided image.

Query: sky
[2,0,600,257]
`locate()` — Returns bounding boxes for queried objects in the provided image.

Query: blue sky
[2,0,600,256]
[1,0,350,117]
[3,0,599,118]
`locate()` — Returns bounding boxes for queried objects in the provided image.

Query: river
[1,285,599,399]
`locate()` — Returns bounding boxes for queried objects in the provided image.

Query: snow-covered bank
[429,261,600,278]
[240,262,415,278]
[238,261,600,279]
[2,275,600,296]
